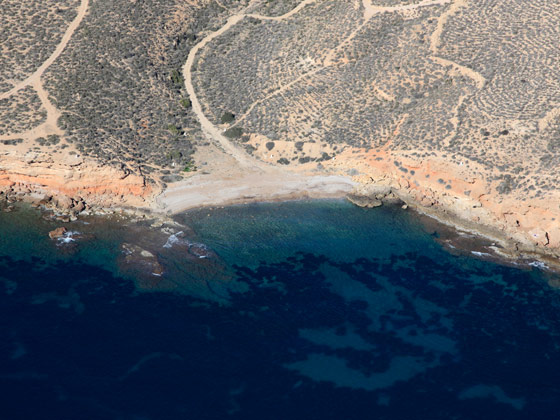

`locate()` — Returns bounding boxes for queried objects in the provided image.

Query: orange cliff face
[324,145,560,254]
[0,148,156,210]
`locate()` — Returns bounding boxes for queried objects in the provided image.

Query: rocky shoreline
[347,180,560,272]
[0,148,158,221]
[2,148,560,273]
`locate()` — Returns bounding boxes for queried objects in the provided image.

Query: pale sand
[157,171,355,214]
[154,143,355,214]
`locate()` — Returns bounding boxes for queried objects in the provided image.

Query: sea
[1,199,560,419]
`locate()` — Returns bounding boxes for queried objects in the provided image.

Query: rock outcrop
[48,227,67,239]
[0,149,155,214]
[120,243,164,277]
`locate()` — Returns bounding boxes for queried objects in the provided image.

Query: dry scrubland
[1,0,247,186]
[2,0,560,255]
[195,0,560,200]
[41,0,224,182]
[0,87,46,137]
[0,0,79,90]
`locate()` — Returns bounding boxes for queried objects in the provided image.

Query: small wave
[529,261,549,270]
[57,231,80,244]
[163,231,184,248]
[471,251,491,257]
[163,231,210,258]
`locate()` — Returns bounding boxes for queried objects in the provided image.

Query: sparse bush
[180,98,192,108]
[182,161,197,172]
[168,124,180,135]
[224,127,243,138]
[220,112,235,124]
[171,69,184,88]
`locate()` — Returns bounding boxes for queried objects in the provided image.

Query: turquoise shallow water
[1,200,560,419]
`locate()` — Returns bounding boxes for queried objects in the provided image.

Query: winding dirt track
[160,0,361,213]
[181,0,319,169]
[0,0,89,143]
[182,13,253,167]
[183,0,468,168]
[0,0,89,101]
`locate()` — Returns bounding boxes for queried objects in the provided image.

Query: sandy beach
[158,171,355,214]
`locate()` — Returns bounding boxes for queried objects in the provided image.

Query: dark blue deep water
[1,200,560,419]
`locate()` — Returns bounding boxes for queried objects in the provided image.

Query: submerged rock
[163,231,215,259]
[121,243,164,277]
[188,243,212,259]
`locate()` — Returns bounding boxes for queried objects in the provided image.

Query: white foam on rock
[163,231,184,248]
[163,231,210,259]
[529,260,549,270]
[471,251,491,257]
[57,231,80,244]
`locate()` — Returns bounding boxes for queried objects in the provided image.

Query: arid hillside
[196,0,560,195]
[1,0,242,189]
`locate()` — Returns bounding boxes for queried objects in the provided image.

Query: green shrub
[221,112,235,124]
[224,127,243,138]
[180,98,191,108]
[168,124,179,135]
[171,69,184,88]
[182,161,197,172]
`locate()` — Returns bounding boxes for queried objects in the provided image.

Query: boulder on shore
[49,227,67,239]
[347,193,382,208]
